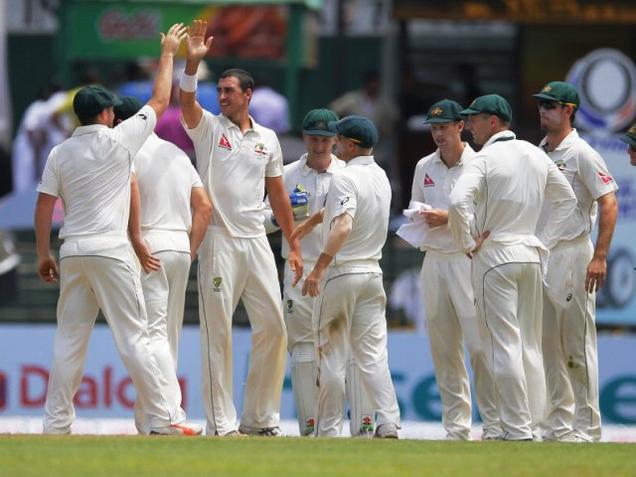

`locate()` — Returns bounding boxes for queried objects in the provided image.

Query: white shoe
[374,423,399,439]
[150,422,203,436]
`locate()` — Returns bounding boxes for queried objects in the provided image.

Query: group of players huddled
[35,20,636,441]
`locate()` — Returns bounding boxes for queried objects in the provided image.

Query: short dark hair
[219,68,254,92]
[78,115,100,126]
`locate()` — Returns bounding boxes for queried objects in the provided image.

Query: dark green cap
[329,115,379,148]
[302,109,339,136]
[424,99,463,124]
[620,122,636,147]
[532,81,579,110]
[73,85,122,121]
[461,94,512,122]
[114,96,143,122]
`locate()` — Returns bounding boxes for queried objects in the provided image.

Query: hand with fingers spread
[131,238,161,274]
[186,19,214,62]
[160,23,188,56]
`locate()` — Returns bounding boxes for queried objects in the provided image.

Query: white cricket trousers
[543,235,600,442]
[313,269,400,437]
[283,260,375,436]
[43,253,186,434]
[135,250,191,434]
[421,251,500,440]
[472,245,546,440]
[197,227,287,435]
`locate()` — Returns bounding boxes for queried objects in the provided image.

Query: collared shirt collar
[72,124,109,137]
[300,153,340,176]
[539,128,579,152]
[219,113,262,137]
[433,142,471,168]
[346,155,375,166]
[482,129,516,148]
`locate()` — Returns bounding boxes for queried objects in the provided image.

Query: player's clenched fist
[186,19,214,61]
[37,256,59,283]
[160,23,188,55]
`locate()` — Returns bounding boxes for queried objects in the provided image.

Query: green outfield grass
[0,435,635,477]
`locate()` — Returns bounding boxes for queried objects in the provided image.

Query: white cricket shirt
[536,129,618,246]
[410,143,475,253]
[37,105,157,258]
[323,155,391,272]
[184,111,283,238]
[264,153,345,261]
[133,133,204,253]
[449,130,577,254]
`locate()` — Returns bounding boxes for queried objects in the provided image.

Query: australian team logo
[254,142,268,157]
[423,173,435,187]
[212,277,222,292]
[218,134,232,150]
[555,160,567,172]
[430,107,443,116]
[286,299,294,314]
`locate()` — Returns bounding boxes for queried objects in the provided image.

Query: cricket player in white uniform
[179,20,302,436]
[411,99,499,440]
[533,81,618,442]
[301,115,401,438]
[113,96,213,434]
[35,25,202,435]
[264,108,375,436]
[449,94,577,441]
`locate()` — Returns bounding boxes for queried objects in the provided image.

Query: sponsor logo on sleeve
[598,171,614,185]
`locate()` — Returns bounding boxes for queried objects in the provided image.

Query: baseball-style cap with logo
[460,94,512,122]
[114,96,143,122]
[73,85,123,121]
[424,99,464,124]
[620,122,636,147]
[302,109,339,136]
[532,81,580,110]
[329,115,379,148]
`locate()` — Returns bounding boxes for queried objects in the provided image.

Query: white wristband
[180,73,198,93]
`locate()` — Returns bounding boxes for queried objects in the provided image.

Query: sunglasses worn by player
[538,100,577,110]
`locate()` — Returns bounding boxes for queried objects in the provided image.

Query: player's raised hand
[160,23,188,56]
[186,20,214,61]
[37,255,59,283]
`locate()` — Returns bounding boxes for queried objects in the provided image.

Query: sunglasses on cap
[538,100,577,110]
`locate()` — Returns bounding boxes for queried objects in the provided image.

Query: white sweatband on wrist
[180,73,198,93]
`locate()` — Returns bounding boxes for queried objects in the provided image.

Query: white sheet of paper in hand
[396,201,432,248]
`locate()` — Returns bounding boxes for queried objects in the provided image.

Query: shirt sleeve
[110,105,157,158]
[578,147,619,199]
[540,159,578,249]
[448,156,486,253]
[326,173,358,224]
[189,162,203,188]
[265,134,284,178]
[410,161,426,204]
[182,109,216,145]
[36,147,60,197]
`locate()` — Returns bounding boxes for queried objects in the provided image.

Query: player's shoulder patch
[597,171,614,185]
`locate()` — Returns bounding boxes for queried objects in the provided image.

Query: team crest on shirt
[423,173,435,187]
[212,276,223,292]
[597,171,614,185]
[286,299,294,314]
[555,160,567,172]
[218,134,232,150]
[254,142,268,157]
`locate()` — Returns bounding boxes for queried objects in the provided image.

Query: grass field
[1,436,635,477]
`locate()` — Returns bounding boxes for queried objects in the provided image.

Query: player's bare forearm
[291,209,324,242]
[34,193,59,282]
[128,174,143,243]
[267,176,303,280]
[190,188,212,261]
[148,23,187,119]
[586,192,618,292]
[593,192,618,262]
